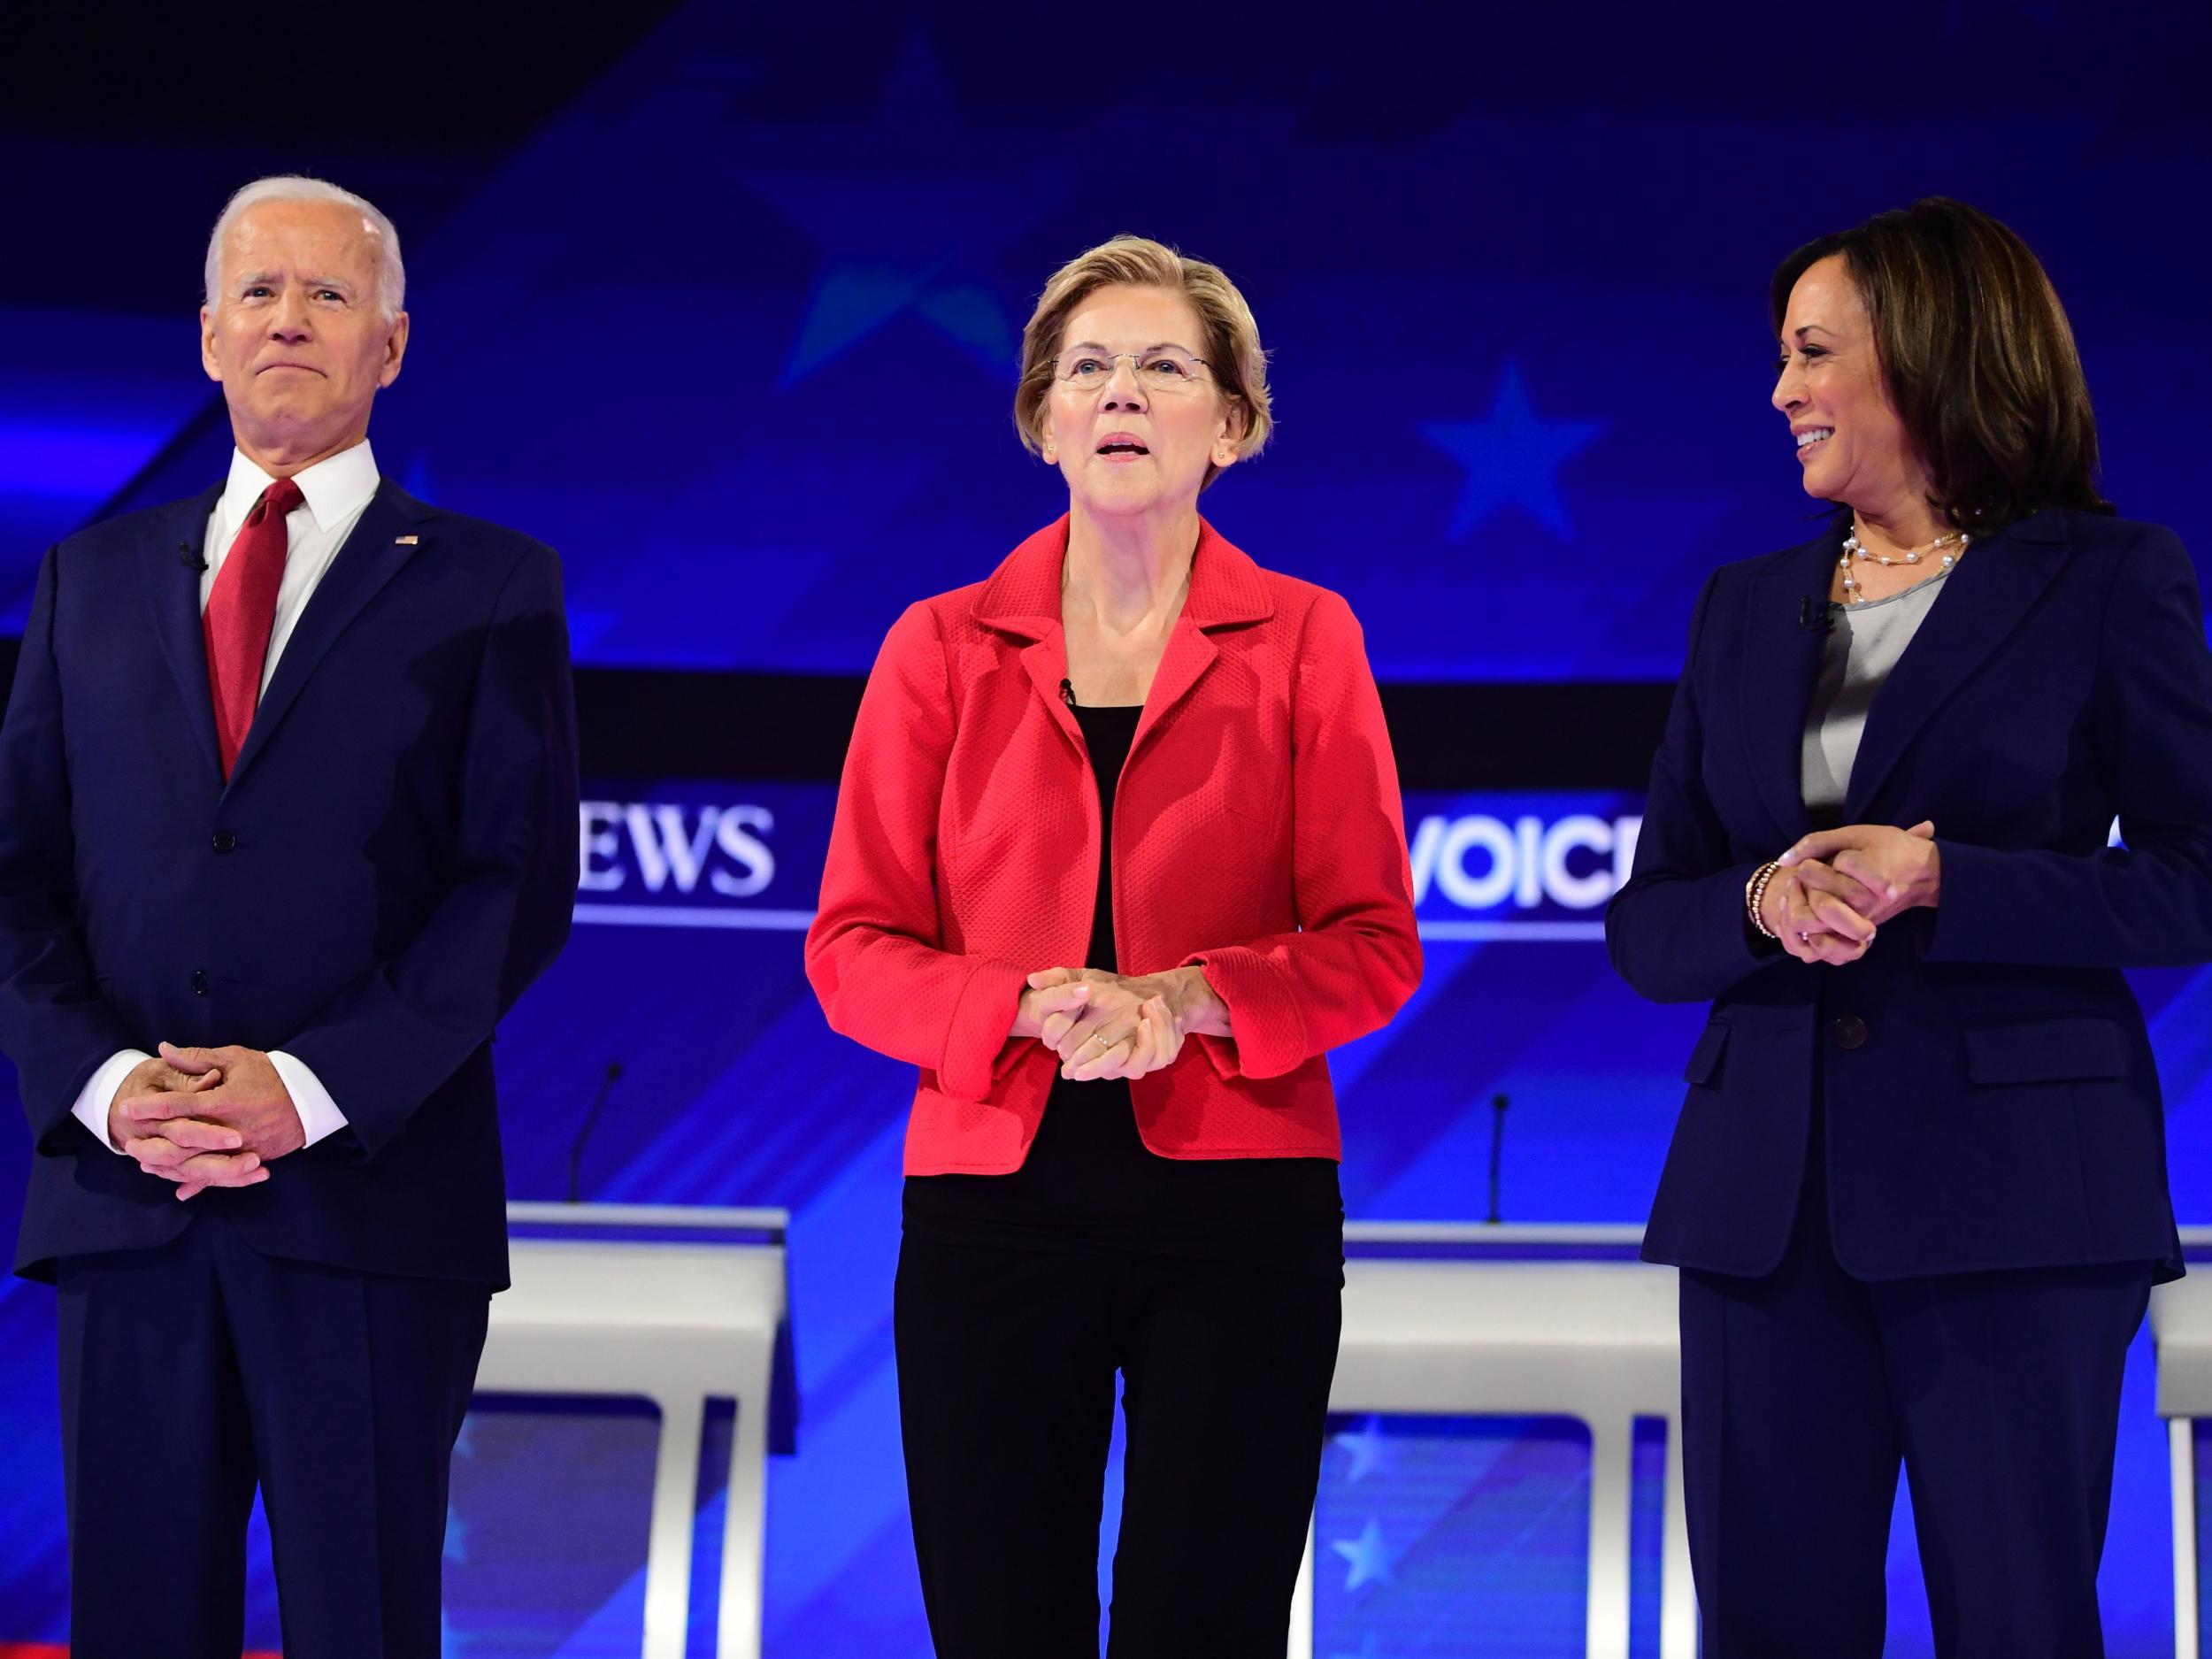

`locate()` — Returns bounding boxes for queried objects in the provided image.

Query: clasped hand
[1763,819,1942,966]
[109,1042,303,1202]
[1010,966,1195,1082]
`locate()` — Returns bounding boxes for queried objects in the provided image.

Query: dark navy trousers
[1678,1129,2152,1658]
[54,1220,488,1659]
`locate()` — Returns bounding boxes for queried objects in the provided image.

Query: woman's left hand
[1057,986,1185,1080]
[1777,820,1940,924]
[1026,967,1213,1079]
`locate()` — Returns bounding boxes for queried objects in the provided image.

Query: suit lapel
[1132,616,1217,756]
[1130,521,1267,757]
[141,485,226,784]
[1740,530,1839,844]
[1020,631,1085,753]
[972,514,1271,758]
[971,518,1084,754]
[1840,511,2070,820]
[226,480,431,790]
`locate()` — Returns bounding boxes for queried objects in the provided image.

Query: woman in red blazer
[806,236,1419,1657]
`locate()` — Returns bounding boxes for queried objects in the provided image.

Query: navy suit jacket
[1,478,580,1286]
[1608,509,2212,1281]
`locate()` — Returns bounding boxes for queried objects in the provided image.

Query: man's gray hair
[203,175,406,319]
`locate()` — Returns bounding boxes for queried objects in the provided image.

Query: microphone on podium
[1484,1092,1509,1225]
[565,1060,626,1203]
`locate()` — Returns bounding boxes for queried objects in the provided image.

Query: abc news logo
[579,802,776,898]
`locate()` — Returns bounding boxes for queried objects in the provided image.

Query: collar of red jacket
[970,513,1276,641]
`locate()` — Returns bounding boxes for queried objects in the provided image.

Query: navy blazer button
[1833,1014,1868,1049]
[190,968,209,995]
[211,831,236,853]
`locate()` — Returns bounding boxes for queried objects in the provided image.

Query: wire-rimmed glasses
[1054,347,1213,393]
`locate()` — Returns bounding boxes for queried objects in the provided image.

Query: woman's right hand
[1762,863,1877,965]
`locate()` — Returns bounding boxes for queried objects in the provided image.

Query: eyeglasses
[1054,347,1213,392]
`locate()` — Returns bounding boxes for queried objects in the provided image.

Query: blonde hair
[1015,235,1272,488]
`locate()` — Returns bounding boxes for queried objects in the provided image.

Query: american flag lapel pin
[395,534,419,545]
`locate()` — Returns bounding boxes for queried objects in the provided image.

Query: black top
[903,701,1342,1263]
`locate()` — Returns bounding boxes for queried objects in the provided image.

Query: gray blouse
[1801,570,1954,825]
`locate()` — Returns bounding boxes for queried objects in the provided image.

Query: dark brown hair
[1770,197,2113,527]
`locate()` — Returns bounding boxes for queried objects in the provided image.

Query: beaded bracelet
[1745,860,1783,940]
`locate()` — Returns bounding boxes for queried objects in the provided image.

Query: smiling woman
[1607,196,2212,1655]
[1770,201,2107,539]
[806,235,1419,1656]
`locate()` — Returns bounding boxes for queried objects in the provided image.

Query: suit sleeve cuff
[268,1051,349,1148]
[938,958,1029,1102]
[1180,947,1309,1081]
[70,1049,152,1154]
[1919,840,2004,963]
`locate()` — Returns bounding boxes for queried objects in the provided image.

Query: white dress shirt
[70,442,380,1155]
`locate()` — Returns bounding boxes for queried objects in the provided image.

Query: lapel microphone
[1797,595,1835,634]
[1059,678,1076,708]
[178,540,207,573]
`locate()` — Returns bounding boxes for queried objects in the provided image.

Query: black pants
[894,1236,1342,1658]
[55,1220,489,1659]
[1679,1152,2152,1658]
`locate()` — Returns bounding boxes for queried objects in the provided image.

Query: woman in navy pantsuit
[1607,196,2212,1656]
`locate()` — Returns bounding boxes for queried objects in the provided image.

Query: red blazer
[805,516,1421,1174]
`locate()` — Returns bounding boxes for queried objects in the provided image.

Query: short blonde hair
[1015,235,1272,488]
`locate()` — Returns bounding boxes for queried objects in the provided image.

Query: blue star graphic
[1420,360,1606,541]
[442,1506,472,1564]
[1333,1417,1391,1483]
[1329,1516,1396,1592]
[745,36,1056,385]
[441,1605,478,1656]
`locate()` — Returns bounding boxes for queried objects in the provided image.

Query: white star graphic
[1329,1516,1396,1592]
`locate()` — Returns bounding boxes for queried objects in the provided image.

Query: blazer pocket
[1963,1016,2126,1086]
[1682,1021,1730,1087]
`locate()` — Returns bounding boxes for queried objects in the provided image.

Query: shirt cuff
[71,1049,153,1154]
[268,1051,349,1148]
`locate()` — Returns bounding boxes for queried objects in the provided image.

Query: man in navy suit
[0,174,579,1656]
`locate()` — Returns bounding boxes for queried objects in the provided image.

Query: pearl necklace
[1838,524,1969,603]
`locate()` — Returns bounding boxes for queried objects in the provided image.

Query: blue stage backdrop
[4,2,2211,1654]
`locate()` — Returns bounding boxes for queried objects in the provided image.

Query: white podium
[478,1202,792,1659]
[1290,1224,1694,1659]
[2147,1227,2212,1659]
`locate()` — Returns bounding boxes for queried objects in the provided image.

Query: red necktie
[203,476,303,778]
